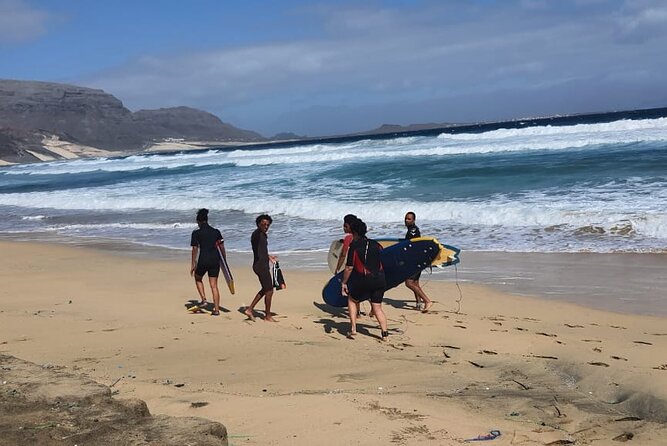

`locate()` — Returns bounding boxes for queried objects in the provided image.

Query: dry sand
[0,240,666,445]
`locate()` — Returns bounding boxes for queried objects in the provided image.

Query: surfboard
[327,237,460,274]
[322,237,460,307]
[327,239,345,273]
[327,237,404,274]
[215,241,235,294]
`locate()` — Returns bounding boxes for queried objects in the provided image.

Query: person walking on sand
[335,214,357,273]
[341,218,389,341]
[190,208,225,316]
[404,211,433,312]
[245,214,278,322]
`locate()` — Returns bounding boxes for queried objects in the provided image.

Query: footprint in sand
[588,361,610,367]
[582,339,602,343]
[536,332,557,337]
[478,350,498,355]
[611,355,628,361]
[453,325,467,329]
[514,327,528,332]
[564,324,584,328]
[490,328,508,332]
[525,354,558,360]
[633,340,653,345]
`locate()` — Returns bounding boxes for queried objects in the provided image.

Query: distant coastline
[2,79,667,165]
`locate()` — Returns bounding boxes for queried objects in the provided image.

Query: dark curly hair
[349,218,367,237]
[196,208,209,223]
[256,214,273,226]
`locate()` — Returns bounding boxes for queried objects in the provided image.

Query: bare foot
[243,307,256,321]
[264,316,278,322]
[346,331,357,339]
[421,301,433,313]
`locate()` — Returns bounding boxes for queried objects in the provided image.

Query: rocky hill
[0,79,265,163]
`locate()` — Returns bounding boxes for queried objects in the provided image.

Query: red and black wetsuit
[345,237,386,303]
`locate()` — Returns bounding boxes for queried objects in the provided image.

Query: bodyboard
[215,242,235,294]
[272,262,286,290]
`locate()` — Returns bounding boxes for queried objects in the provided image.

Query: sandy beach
[1,240,666,445]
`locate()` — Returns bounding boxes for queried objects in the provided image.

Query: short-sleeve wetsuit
[191,223,223,278]
[345,237,386,303]
[405,224,422,280]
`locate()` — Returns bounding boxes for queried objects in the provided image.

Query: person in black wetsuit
[341,218,389,341]
[404,211,433,312]
[245,214,278,322]
[190,208,226,316]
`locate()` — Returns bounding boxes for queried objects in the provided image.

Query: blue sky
[1,0,667,137]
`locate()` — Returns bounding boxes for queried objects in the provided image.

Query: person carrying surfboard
[245,214,278,322]
[341,218,389,341]
[190,208,225,316]
[404,211,433,313]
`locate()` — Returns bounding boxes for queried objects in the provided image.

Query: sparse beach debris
[191,401,209,408]
[612,432,634,442]
[464,429,501,442]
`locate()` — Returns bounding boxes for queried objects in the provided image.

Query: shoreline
[1,240,665,445]
[2,235,665,317]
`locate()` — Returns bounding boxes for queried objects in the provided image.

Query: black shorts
[195,262,219,278]
[354,287,384,304]
[350,273,386,304]
[253,263,273,292]
[407,271,421,281]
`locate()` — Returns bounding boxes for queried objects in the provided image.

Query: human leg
[370,302,389,340]
[263,289,276,322]
[194,274,207,304]
[347,297,359,337]
[244,290,264,321]
[208,276,220,315]
[405,278,432,311]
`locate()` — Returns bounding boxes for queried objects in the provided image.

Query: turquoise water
[1,111,667,255]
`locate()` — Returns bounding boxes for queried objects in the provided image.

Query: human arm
[335,246,348,273]
[190,246,198,275]
[341,265,353,296]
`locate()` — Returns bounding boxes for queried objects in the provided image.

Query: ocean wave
[3,117,666,175]
[439,117,667,140]
[3,190,666,239]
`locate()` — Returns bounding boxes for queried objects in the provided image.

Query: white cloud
[80,1,667,135]
[0,0,51,44]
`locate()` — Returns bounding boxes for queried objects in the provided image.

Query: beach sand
[1,240,666,445]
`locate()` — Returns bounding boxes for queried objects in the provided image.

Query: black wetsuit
[251,228,272,291]
[191,223,223,277]
[405,224,422,280]
[346,237,386,303]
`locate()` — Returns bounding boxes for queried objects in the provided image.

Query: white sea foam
[2,117,666,175]
[2,187,665,240]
